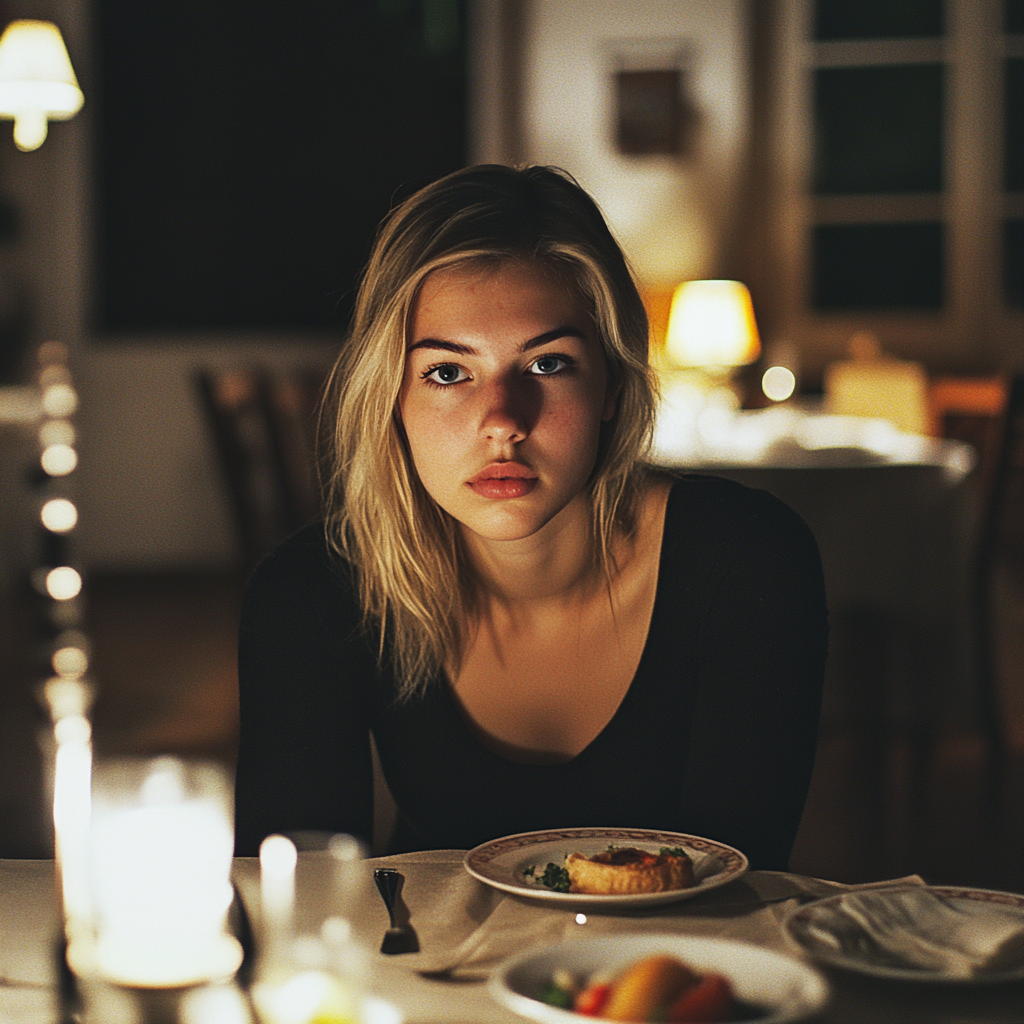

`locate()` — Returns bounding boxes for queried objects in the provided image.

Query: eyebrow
[407,326,588,356]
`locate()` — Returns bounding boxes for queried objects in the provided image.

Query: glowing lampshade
[0,20,83,151]
[665,280,761,369]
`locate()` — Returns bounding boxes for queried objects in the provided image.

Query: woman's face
[399,261,619,543]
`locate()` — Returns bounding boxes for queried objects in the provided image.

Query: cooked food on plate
[524,847,695,895]
[538,954,749,1021]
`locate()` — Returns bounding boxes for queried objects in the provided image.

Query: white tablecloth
[3,855,1022,1024]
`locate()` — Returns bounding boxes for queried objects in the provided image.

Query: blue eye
[530,355,568,375]
[424,363,468,385]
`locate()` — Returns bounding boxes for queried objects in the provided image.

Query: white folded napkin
[805,888,1024,978]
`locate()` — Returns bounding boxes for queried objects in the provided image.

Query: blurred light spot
[260,834,297,876]
[363,996,403,1024]
[575,913,587,925]
[39,418,75,446]
[53,644,88,676]
[42,382,77,417]
[41,497,77,532]
[180,985,250,1024]
[40,364,71,387]
[321,915,351,945]
[762,365,796,402]
[54,713,91,745]
[41,444,77,476]
[47,566,82,600]
[328,833,363,861]
[43,675,94,720]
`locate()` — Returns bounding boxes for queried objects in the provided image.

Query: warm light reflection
[0,20,84,151]
[41,443,77,476]
[254,970,359,1024]
[46,566,82,600]
[53,644,88,677]
[41,381,78,417]
[762,366,797,402]
[41,497,78,532]
[665,280,761,368]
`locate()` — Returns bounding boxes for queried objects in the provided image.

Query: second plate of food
[464,827,748,907]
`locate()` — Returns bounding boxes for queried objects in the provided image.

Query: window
[761,0,1023,373]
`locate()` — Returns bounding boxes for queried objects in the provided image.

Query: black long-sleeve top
[235,475,828,870]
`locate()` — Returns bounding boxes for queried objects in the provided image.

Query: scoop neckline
[439,480,677,769]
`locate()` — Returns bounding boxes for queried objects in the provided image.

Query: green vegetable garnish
[523,861,571,892]
[538,982,574,1009]
[660,847,687,857]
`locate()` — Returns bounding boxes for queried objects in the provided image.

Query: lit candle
[260,834,297,955]
[89,758,242,987]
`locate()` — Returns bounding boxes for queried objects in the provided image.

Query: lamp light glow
[665,280,761,369]
[0,21,83,151]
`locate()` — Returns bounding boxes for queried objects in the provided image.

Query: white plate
[464,827,748,907]
[489,933,829,1024]
[786,885,1024,983]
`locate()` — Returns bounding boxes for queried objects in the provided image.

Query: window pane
[812,223,944,310]
[1007,59,1024,191]
[814,66,943,194]
[1006,220,1024,307]
[1008,0,1024,34]
[814,0,944,40]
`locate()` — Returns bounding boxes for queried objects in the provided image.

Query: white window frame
[766,0,1023,377]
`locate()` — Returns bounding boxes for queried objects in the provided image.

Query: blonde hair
[321,165,656,700]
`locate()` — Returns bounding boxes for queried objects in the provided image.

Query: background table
[2,854,1022,1024]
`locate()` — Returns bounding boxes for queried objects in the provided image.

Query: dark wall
[92,0,466,334]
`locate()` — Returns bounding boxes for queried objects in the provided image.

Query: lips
[468,462,538,499]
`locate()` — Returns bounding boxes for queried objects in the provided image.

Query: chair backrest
[196,368,326,569]
[978,374,1024,587]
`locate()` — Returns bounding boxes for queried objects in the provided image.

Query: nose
[478,376,534,447]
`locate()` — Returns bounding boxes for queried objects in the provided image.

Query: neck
[461,493,604,607]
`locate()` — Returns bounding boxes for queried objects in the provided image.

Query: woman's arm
[677,485,828,871]
[234,526,375,855]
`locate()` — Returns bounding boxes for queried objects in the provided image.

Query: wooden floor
[1,572,1021,894]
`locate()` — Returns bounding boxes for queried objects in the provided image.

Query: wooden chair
[973,373,1024,795]
[196,368,325,570]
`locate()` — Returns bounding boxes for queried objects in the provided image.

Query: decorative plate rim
[786,884,1024,984]
[464,827,748,905]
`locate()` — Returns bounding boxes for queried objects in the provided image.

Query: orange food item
[566,847,695,895]
[667,972,734,1022]
[602,956,698,1022]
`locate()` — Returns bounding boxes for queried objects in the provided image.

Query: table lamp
[0,19,83,151]
[664,279,761,379]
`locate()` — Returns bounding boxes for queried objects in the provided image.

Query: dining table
[2,852,1022,1024]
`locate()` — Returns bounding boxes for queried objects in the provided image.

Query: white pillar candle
[260,834,297,951]
[89,758,242,987]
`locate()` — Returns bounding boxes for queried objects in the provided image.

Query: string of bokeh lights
[33,341,93,719]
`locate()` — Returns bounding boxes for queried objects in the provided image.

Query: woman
[235,165,827,870]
